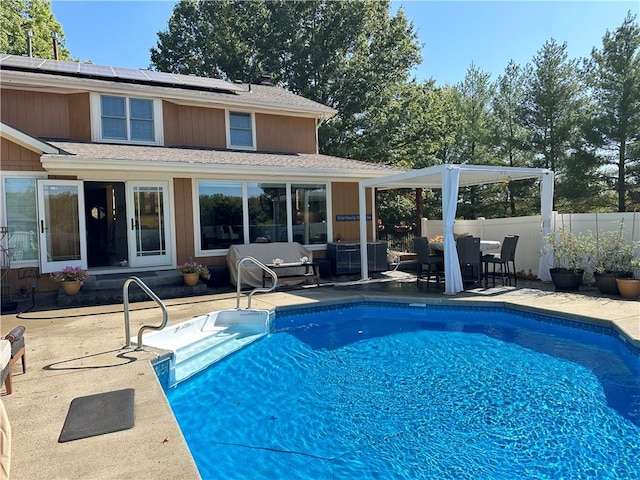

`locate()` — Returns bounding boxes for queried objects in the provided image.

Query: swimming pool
[164,302,640,479]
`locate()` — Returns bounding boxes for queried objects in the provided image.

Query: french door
[126,181,171,267]
[37,180,172,272]
[37,180,87,273]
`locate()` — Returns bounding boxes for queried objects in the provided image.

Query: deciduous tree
[0,0,69,59]
[150,0,421,160]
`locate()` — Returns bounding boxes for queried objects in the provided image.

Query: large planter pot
[61,280,82,296]
[549,268,584,291]
[182,272,200,286]
[615,278,640,299]
[594,271,633,296]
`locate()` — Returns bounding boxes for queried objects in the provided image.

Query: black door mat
[58,388,135,443]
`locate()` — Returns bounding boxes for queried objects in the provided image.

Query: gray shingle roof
[44,141,403,178]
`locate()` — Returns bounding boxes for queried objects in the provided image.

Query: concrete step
[57,271,212,308]
[80,270,182,291]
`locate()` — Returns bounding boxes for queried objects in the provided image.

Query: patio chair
[1,326,26,395]
[414,237,444,290]
[456,236,481,287]
[482,235,519,287]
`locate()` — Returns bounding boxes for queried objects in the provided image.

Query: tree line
[150,0,640,219]
[3,0,639,222]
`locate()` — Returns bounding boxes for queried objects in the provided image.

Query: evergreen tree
[454,64,495,219]
[491,61,536,216]
[454,64,495,165]
[587,12,640,212]
[0,0,69,59]
[522,39,584,207]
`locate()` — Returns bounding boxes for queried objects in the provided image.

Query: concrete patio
[1,271,638,479]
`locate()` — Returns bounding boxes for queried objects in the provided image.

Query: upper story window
[91,93,163,145]
[227,111,255,150]
[101,95,154,141]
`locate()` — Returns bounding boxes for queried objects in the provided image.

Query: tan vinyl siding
[255,113,316,154]
[1,89,70,138]
[68,92,91,141]
[0,138,44,171]
[163,101,226,148]
[331,182,374,242]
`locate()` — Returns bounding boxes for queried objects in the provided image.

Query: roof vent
[51,32,59,60]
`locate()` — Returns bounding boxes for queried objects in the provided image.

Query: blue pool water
[165,303,640,479]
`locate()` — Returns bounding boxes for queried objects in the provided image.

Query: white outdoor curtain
[442,165,463,294]
[537,171,554,281]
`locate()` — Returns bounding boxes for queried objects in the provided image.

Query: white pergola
[358,163,554,294]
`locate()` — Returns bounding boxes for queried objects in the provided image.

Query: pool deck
[1,271,639,479]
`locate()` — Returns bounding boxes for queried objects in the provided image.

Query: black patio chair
[456,236,481,287]
[482,235,519,287]
[414,237,444,290]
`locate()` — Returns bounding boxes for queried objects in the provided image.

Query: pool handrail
[122,276,169,350]
[236,256,278,309]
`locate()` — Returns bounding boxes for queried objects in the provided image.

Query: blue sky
[50,1,639,86]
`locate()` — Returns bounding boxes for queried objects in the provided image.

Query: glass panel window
[100,95,155,142]
[248,183,287,242]
[198,181,244,250]
[292,184,328,245]
[3,178,39,262]
[229,112,253,148]
[101,95,126,140]
[129,98,154,141]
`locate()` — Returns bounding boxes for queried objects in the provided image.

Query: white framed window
[226,111,255,150]
[90,93,163,145]
[195,179,329,255]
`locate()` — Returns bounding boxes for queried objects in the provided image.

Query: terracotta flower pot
[61,280,82,295]
[615,278,640,299]
[183,272,200,286]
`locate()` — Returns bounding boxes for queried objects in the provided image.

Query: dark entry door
[84,182,128,268]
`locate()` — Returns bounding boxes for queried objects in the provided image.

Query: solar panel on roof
[42,59,82,74]
[112,67,148,80]
[0,54,243,93]
[0,55,45,69]
[79,63,116,77]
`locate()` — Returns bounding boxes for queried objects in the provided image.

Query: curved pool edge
[271,293,640,350]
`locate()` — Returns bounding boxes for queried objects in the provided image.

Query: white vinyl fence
[420,212,640,278]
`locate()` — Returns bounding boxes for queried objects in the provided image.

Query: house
[0,54,399,299]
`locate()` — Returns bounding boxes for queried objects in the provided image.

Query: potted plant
[544,227,591,291]
[632,257,640,280]
[616,257,640,299]
[177,261,211,286]
[588,228,637,295]
[50,266,91,295]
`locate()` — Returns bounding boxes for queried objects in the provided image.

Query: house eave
[0,122,58,154]
[39,156,397,181]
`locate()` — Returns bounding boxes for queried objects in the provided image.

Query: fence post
[420,217,428,238]
[477,217,485,240]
